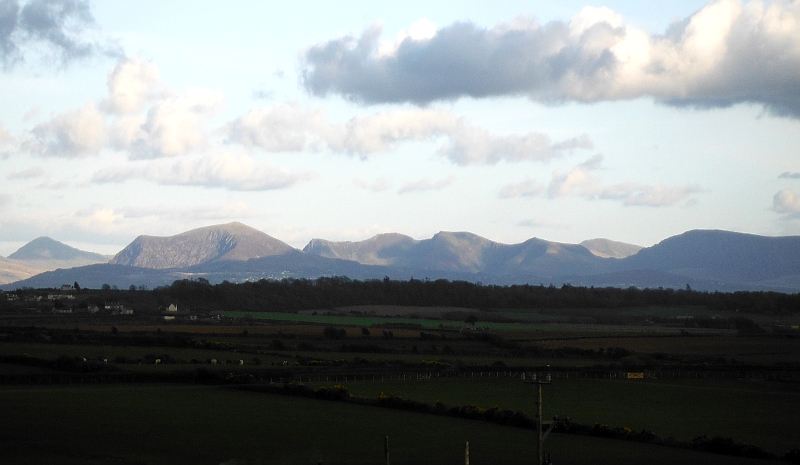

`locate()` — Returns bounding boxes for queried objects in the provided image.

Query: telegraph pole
[523,371,553,465]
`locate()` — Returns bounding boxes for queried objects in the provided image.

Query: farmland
[2,279,800,463]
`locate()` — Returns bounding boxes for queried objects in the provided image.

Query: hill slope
[110,222,294,269]
[617,229,800,284]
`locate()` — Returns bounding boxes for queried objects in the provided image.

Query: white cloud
[7,166,46,180]
[498,178,544,198]
[442,127,591,165]
[228,103,331,152]
[353,177,392,192]
[398,174,456,194]
[24,102,106,157]
[332,108,456,155]
[128,87,226,159]
[598,183,702,207]
[36,179,70,190]
[546,154,701,207]
[20,56,225,160]
[229,104,591,164]
[92,153,316,191]
[302,0,800,117]
[547,155,604,198]
[377,18,438,57]
[773,188,800,214]
[0,192,10,208]
[102,55,167,114]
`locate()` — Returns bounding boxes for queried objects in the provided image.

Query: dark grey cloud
[779,172,800,179]
[302,20,589,105]
[301,2,800,117]
[1,0,121,69]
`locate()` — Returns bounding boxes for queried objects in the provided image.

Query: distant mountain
[9,237,108,262]
[5,225,800,292]
[580,238,642,259]
[303,233,418,266]
[110,222,294,269]
[305,231,608,277]
[1,237,110,285]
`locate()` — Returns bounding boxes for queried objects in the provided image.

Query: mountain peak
[110,222,294,269]
[303,233,418,266]
[8,237,107,262]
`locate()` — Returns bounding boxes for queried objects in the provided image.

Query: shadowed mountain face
[9,237,108,262]
[110,222,294,269]
[304,231,608,277]
[617,229,800,284]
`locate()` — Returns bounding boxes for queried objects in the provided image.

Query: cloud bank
[302,0,800,117]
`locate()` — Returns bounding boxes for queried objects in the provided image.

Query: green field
[0,384,779,465]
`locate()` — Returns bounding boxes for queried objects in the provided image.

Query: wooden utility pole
[385,435,390,465]
[523,371,553,465]
[465,441,469,465]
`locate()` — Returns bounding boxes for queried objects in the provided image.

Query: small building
[167,304,178,313]
[163,315,175,321]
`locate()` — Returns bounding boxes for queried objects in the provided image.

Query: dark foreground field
[0,384,782,465]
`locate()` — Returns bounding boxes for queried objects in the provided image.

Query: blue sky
[1,0,799,256]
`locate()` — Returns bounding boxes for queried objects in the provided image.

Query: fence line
[1,369,798,386]
[287,369,799,384]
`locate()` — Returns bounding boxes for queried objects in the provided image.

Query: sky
[1,0,800,256]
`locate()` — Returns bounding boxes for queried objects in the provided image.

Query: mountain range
[2,222,800,292]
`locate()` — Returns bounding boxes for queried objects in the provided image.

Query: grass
[330,376,800,454]
[0,384,778,465]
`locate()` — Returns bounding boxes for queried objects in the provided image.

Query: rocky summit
[109,222,294,269]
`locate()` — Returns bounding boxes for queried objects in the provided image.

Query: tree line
[5,276,800,315]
